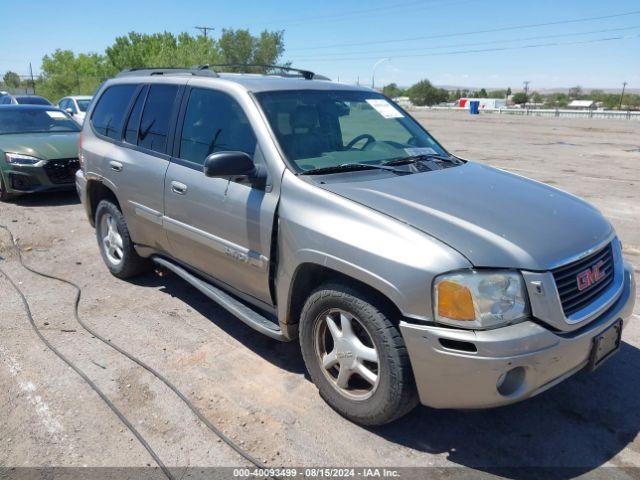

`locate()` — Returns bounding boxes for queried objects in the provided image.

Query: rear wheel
[299,283,418,425]
[95,200,150,278]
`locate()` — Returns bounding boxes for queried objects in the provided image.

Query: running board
[152,256,286,341]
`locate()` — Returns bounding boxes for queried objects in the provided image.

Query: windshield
[255,90,448,173]
[77,99,91,111]
[0,109,80,135]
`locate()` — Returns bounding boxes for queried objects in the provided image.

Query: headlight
[5,152,41,165]
[434,270,529,329]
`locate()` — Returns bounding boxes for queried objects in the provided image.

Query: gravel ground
[0,110,639,479]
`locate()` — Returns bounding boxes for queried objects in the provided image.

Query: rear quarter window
[91,84,137,140]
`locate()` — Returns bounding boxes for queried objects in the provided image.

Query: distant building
[458,98,506,109]
[567,100,595,109]
[393,96,412,108]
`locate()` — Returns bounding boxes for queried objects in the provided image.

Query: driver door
[163,86,277,305]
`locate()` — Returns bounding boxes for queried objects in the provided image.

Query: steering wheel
[346,133,376,150]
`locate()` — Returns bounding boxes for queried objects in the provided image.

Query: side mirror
[203,151,255,178]
[203,151,267,188]
[65,108,74,115]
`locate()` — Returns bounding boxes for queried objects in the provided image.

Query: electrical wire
[294,33,640,63]
[0,226,175,480]
[286,9,640,51]
[290,25,640,59]
[0,224,273,476]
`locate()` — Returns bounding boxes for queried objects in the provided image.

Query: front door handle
[171,181,188,195]
[109,160,123,172]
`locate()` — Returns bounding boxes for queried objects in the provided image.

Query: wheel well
[287,263,403,326]
[87,180,121,226]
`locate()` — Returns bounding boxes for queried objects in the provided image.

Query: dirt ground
[1,111,639,478]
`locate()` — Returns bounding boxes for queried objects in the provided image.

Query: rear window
[91,85,137,139]
[138,84,179,153]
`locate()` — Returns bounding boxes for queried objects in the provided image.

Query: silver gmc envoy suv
[76,66,636,425]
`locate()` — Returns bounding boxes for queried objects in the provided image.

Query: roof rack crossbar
[208,64,322,80]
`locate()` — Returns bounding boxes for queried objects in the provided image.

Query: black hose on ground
[0,224,272,476]
[0,227,175,480]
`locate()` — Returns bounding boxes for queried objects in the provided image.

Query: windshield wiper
[382,154,457,166]
[299,163,404,176]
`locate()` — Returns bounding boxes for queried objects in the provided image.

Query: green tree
[217,29,285,69]
[3,71,21,89]
[382,83,404,98]
[531,92,543,103]
[36,29,286,100]
[569,85,583,100]
[38,50,114,101]
[407,79,448,106]
[512,92,528,105]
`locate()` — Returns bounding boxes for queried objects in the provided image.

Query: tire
[299,283,418,425]
[0,174,14,202]
[95,200,150,278]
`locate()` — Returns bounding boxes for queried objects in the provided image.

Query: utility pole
[29,62,36,94]
[195,26,215,38]
[523,80,530,108]
[619,81,627,110]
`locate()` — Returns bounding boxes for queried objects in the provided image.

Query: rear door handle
[171,181,188,195]
[109,160,123,172]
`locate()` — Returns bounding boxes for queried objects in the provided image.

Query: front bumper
[1,161,77,194]
[401,262,636,409]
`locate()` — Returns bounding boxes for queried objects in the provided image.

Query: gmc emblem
[576,260,606,291]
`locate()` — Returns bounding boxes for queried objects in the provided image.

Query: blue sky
[1,0,639,89]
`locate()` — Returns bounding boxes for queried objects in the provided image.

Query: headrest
[291,105,319,130]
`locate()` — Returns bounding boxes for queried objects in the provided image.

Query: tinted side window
[124,85,148,144]
[91,85,137,139]
[138,84,179,153]
[179,88,257,165]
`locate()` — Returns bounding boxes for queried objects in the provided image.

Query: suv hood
[318,162,613,270]
[0,132,79,160]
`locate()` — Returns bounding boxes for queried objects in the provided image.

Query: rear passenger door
[91,82,182,252]
[163,86,278,305]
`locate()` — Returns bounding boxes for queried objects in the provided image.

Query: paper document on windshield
[404,147,437,156]
[366,99,404,119]
[46,111,67,119]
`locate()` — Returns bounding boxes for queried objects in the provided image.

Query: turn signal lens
[437,280,475,321]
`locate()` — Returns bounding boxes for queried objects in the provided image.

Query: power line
[289,25,640,60]
[292,33,640,63]
[286,9,640,51]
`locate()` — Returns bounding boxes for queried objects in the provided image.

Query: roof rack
[116,65,219,78]
[209,64,328,80]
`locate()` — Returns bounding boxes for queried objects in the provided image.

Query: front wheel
[299,283,418,425]
[0,174,14,202]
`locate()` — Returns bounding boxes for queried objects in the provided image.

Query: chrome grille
[552,243,614,317]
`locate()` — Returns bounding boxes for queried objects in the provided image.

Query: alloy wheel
[314,308,380,400]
